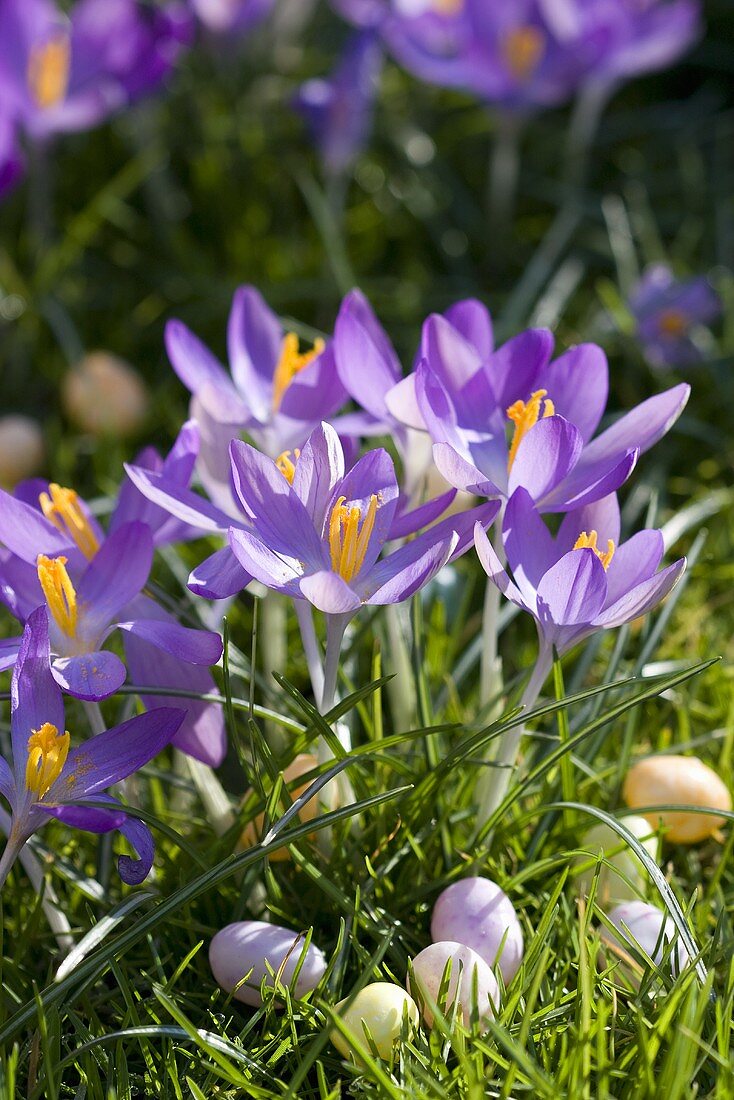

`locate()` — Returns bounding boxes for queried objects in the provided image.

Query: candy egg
[431,877,523,984]
[0,415,44,487]
[602,901,690,977]
[238,753,319,861]
[209,920,326,1007]
[623,755,731,843]
[62,352,149,437]
[574,816,659,906]
[330,983,419,1062]
[409,941,499,1029]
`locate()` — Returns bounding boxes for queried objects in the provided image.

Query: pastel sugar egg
[574,816,659,906]
[62,352,149,437]
[0,415,44,486]
[409,941,499,1029]
[330,983,419,1062]
[238,753,319,861]
[431,877,523,984]
[602,901,690,977]
[209,920,326,1007]
[623,755,731,843]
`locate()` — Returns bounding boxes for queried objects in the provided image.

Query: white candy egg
[431,876,523,984]
[209,920,326,1007]
[602,901,691,977]
[409,941,499,1029]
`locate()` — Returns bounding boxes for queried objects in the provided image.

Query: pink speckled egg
[431,877,523,984]
[209,920,326,1007]
[409,941,499,1029]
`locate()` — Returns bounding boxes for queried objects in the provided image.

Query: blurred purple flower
[294,32,383,180]
[401,312,689,511]
[474,487,685,661]
[0,110,23,199]
[0,0,192,147]
[629,264,721,370]
[189,0,274,34]
[0,607,185,888]
[0,423,226,766]
[225,421,497,619]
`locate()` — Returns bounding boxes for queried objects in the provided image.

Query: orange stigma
[502,26,545,81]
[658,309,688,338]
[25,722,70,798]
[40,483,100,560]
[37,555,78,638]
[275,449,301,484]
[573,530,615,571]
[329,494,379,583]
[272,333,325,411]
[27,33,71,109]
[506,388,555,470]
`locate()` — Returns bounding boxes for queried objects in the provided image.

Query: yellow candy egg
[330,983,419,1062]
[0,415,44,486]
[623,755,731,843]
[62,352,149,437]
[238,753,320,862]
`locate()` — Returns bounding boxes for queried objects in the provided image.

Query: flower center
[27,33,71,110]
[506,388,555,470]
[431,0,463,13]
[25,722,70,799]
[502,26,546,81]
[37,554,78,638]
[272,333,325,411]
[658,309,688,337]
[573,530,615,571]
[329,494,379,583]
[275,449,301,485]
[39,483,100,561]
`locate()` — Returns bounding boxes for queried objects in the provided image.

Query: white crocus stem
[0,809,74,951]
[294,600,325,705]
[383,603,416,734]
[83,701,106,737]
[480,512,506,711]
[474,643,554,837]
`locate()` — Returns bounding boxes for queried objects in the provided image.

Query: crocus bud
[238,753,320,861]
[331,983,419,1062]
[574,816,659,906]
[602,901,690,978]
[409,941,499,1029]
[623,755,731,843]
[431,877,524,984]
[0,415,44,486]
[209,920,326,1007]
[62,352,149,437]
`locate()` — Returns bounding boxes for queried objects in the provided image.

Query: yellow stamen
[502,26,546,81]
[39,483,100,561]
[37,555,78,638]
[432,0,463,13]
[25,722,70,799]
[506,388,555,470]
[573,530,615,571]
[328,493,379,583]
[27,33,71,110]
[275,449,301,485]
[658,309,688,337]
[272,333,325,411]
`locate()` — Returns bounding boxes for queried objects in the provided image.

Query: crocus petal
[299,570,362,614]
[229,441,326,567]
[166,318,239,403]
[543,344,608,443]
[604,530,664,607]
[540,447,638,513]
[112,419,200,538]
[595,559,685,629]
[115,620,223,666]
[116,812,156,885]
[123,465,236,532]
[503,488,556,594]
[508,416,583,504]
[536,549,608,631]
[40,801,127,832]
[291,422,345,527]
[474,522,527,609]
[52,652,127,701]
[487,328,554,408]
[0,636,21,672]
[229,529,304,595]
[76,522,153,636]
[227,285,283,422]
[188,546,252,600]
[333,289,402,419]
[421,312,484,392]
[279,343,348,421]
[389,488,457,540]
[361,533,457,606]
[39,794,156,884]
[581,384,690,464]
[0,552,44,623]
[556,493,621,557]
[10,608,64,787]
[56,707,186,801]
[0,755,15,805]
[0,488,74,562]
[384,374,424,431]
[432,443,502,497]
[443,298,494,360]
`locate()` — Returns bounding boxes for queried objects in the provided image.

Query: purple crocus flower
[0,608,185,889]
[225,420,498,618]
[400,310,690,512]
[629,265,721,370]
[0,423,226,765]
[294,32,383,180]
[188,0,274,34]
[0,0,192,146]
[0,110,23,199]
[474,487,685,670]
